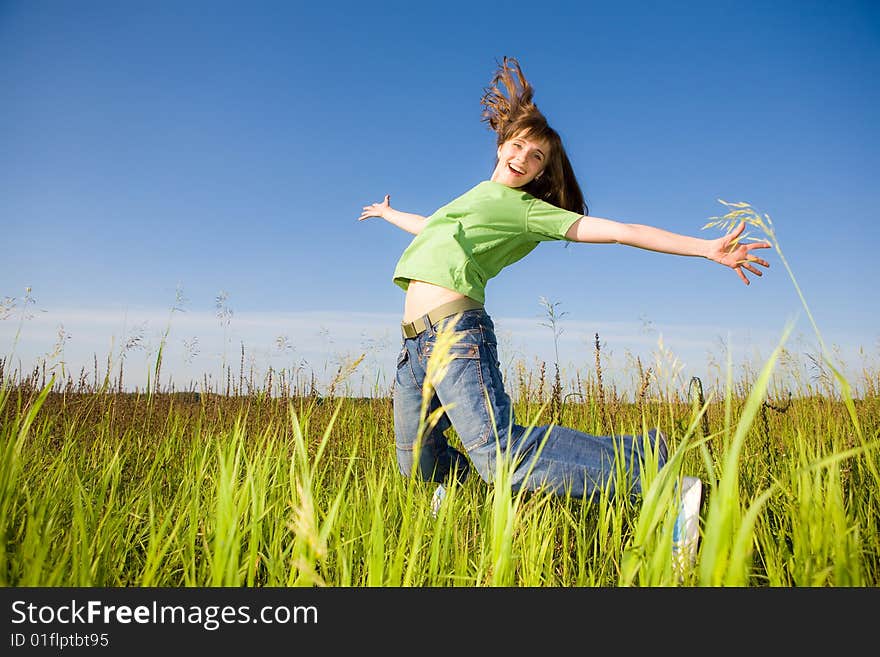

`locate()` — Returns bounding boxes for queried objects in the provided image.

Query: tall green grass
[1,334,877,587]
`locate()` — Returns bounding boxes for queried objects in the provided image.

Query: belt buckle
[402,317,425,339]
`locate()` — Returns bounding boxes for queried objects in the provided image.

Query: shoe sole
[673,476,702,571]
[430,484,446,518]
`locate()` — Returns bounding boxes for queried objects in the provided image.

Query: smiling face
[490,132,549,188]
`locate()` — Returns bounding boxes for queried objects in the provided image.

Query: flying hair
[480,56,538,135]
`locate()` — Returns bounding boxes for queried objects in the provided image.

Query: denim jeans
[393,308,668,500]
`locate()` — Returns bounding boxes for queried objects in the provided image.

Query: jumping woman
[358,57,771,558]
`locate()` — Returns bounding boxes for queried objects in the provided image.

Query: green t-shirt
[392,180,583,303]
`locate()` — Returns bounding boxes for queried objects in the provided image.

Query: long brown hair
[480,56,588,216]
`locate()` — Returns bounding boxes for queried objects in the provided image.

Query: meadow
[1,202,878,587]
[1,327,877,587]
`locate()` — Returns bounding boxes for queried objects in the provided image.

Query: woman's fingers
[734,261,766,285]
[747,243,772,257]
[732,255,767,271]
[744,252,770,268]
[358,195,390,221]
[723,234,772,285]
[362,198,388,210]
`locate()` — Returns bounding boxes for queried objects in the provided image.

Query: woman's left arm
[565,216,772,285]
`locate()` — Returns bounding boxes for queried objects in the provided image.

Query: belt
[401,298,484,339]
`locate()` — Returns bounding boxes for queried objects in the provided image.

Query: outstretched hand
[358,194,391,222]
[706,221,772,285]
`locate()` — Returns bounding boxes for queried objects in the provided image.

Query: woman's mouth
[507,164,525,176]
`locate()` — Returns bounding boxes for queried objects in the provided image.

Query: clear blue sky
[2,0,878,395]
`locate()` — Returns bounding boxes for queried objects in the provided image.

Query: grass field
[1,332,877,587]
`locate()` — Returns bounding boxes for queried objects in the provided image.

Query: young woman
[358,57,771,514]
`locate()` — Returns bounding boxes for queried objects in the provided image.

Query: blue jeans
[393,308,668,499]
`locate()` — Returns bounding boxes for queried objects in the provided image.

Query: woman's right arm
[358,194,427,235]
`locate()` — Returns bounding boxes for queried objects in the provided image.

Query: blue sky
[2,0,878,396]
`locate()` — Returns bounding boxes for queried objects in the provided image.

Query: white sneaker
[672,476,702,574]
[430,484,446,518]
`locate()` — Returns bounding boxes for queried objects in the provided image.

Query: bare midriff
[402,280,475,324]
